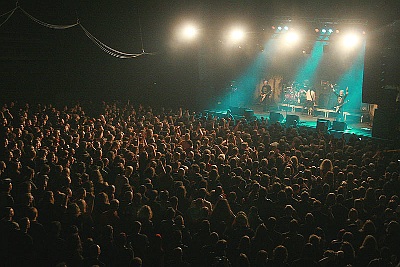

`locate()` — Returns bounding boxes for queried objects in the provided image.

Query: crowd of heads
[0,101,399,266]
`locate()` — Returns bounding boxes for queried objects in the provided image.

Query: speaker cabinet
[332,121,347,131]
[269,112,284,123]
[372,108,399,140]
[316,119,331,133]
[244,109,254,120]
[286,114,300,126]
[230,106,246,116]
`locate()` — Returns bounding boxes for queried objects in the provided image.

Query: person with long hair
[225,211,254,260]
[320,159,333,182]
[251,223,274,260]
[355,235,379,267]
[339,241,355,267]
[209,198,235,235]
[146,233,164,267]
[137,205,155,239]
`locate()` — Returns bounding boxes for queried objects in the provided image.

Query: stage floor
[252,104,373,138]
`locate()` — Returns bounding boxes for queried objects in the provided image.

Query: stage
[207,102,373,138]
[253,103,373,138]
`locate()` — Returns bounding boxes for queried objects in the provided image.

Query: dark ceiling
[0,0,398,107]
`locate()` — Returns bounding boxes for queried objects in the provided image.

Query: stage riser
[278,104,362,123]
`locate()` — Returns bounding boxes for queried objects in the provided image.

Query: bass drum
[284,92,296,103]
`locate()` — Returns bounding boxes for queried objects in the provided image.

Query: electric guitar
[259,90,272,103]
[334,100,349,113]
[260,94,266,103]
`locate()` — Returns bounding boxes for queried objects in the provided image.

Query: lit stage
[206,103,372,138]
[253,103,372,138]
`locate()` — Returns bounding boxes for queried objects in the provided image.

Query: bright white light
[285,32,300,43]
[342,33,360,48]
[277,26,282,31]
[181,24,198,40]
[230,28,245,42]
[328,29,334,33]
[284,26,289,31]
[321,29,327,33]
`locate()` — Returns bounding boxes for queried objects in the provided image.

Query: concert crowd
[0,101,399,267]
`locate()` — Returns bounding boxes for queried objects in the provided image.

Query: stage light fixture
[342,33,360,48]
[277,26,282,31]
[284,26,289,31]
[285,32,299,43]
[230,28,245,42]
[328,29,334,33]
[321,29,327,33]
[181,24,198,40]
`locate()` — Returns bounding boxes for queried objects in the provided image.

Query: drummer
[283,81,296,104]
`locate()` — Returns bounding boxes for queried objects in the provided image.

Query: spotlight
[328,29,334,33]
[321,29,327,33]
[285,32,299,43]
[284,26,289,31]
[342,33,360,48]
[277,26,282,31]
[230,28,245,42]
[181,24,198,40]
[335,29,340,34]
[315,28,320,33]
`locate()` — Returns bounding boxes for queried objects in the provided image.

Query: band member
[332,86,349,121]
[305,87,316,116]
[319,82,333,108]
[297,88,307,105]
[260,80,272,112]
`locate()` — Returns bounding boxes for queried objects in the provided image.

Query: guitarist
[260,80,272,112]
[332,86,349,121]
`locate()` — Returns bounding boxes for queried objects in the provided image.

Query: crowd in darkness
[0,101,399,267]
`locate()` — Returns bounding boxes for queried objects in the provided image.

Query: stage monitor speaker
[286,114,300,126]
[270,112,284,123]
[332,121,347,131]
[230,106,247,116]
[244,109,254,120]
[316,119,331,133]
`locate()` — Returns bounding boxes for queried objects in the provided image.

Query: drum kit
[284,82,308,105]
